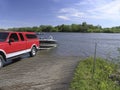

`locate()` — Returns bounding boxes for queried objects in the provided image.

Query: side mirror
[9,38,15,43]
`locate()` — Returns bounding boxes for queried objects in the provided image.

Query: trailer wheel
[29,47,37,57]
[0,55,4,68]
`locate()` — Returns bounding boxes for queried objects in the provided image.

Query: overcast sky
[0,0,120,29]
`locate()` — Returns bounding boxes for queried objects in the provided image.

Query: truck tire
[29,47,37,57]
[0,55,4,68]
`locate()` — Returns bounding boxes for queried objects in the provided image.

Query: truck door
[7,33,26,53]
[7,33,20,53]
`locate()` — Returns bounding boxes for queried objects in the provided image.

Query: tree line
[4,22,120,33]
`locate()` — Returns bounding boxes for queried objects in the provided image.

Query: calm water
[39,33,120,59]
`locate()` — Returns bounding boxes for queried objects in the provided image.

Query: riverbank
[70,57,120,90]
[0,52,80,90]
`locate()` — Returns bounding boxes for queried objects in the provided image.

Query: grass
[70,57,120,90]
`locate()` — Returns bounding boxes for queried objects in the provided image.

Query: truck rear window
[0,32,9,42]
[26,34,37,39]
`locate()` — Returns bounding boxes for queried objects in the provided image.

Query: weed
[70,57,120,90]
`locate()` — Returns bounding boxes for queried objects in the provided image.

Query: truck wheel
[0,55,4,68]
[29,47,37,57]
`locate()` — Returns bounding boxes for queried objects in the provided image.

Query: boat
[37,33,57,50]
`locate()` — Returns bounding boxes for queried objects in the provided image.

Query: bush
[70,57,120,90]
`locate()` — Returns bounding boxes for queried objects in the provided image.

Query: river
[39,33,120,60]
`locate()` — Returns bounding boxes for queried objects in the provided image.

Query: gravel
[0,51,80,90]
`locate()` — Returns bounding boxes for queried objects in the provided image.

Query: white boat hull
[39,39,57,50]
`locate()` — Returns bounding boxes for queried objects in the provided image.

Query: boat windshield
[37,33,53,40]
[0,32,9,42]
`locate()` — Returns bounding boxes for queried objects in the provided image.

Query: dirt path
[0,52,80,90]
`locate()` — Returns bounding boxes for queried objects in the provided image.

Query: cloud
[58,8,86,20]
[57,16,70,20]
[88,0,120,19]
[57,0,120,21]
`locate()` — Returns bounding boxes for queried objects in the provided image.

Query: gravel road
[0,51,80,90]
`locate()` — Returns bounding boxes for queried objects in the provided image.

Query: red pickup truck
[0,32,40,68]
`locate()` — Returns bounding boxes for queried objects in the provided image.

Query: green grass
[70,57,120,90]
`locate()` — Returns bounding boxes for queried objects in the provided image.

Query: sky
[0,0,120,29]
